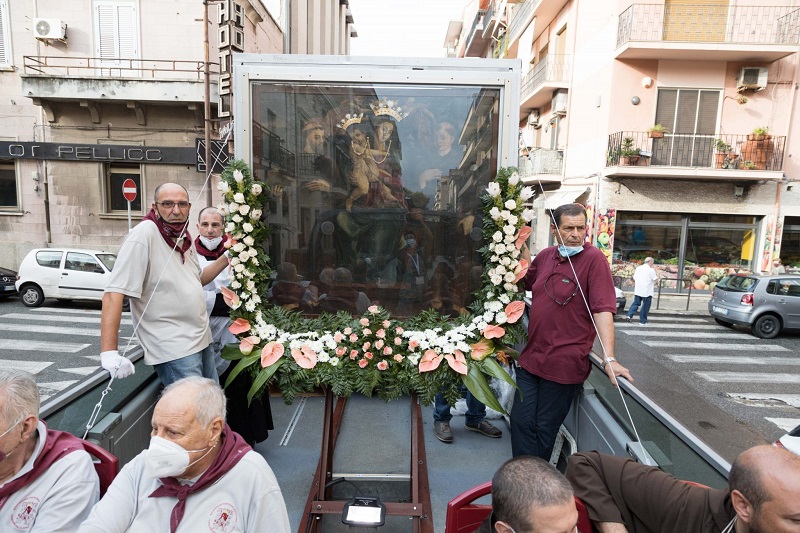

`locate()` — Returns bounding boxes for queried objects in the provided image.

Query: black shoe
[625,316,631,323]
[465,420,502,438]
[434,421,453,443]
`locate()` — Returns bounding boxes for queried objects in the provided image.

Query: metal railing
[255,123,295,173]
[464,9,487,53]
[606,131,786,171]
[519,148,564,176]
[508,0,541,40]
[617,4,800,47]
[521,54,571,97]
[482,1,495,38]
[23,56,217,80]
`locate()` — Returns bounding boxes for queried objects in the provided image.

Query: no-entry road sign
[122,179,137,202]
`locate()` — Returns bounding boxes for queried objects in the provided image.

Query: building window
[106,163,142,213]
[0,0,11,68]
[652,88,721,167]
[0,160,18,209]
[94,1,139,74]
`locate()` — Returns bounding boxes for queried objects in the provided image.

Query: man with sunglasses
[511,203,633,460]
[100,183,229,386]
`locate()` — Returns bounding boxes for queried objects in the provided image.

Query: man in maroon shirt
[511,203,633,460]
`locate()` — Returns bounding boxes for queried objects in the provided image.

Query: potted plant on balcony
[620,136,639,165]
[741,160,756,170]
[741,127,774,170]
[714,138,733,169]
[647,124,667,138]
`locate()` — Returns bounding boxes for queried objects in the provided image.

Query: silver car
[708,273,800,339]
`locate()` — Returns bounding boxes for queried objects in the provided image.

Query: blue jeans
[433,387,486,426]
[510,366,581,460]
[153,344,218,386]
[627,295,653,324]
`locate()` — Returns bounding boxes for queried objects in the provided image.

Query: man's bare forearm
[597,522,628,533]
[100,292,125,352]
[201,254,229,286]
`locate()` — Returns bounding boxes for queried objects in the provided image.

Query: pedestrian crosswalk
[0,306,136,401]
[617,315,800,435]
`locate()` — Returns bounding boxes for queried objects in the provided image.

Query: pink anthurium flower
[291,344,318,369]
[220,286,240,308]
[444,350,468,375]
[470,339,495,361]
[515,226,532,249]
[482,324,506,340]
[239,336,260,355]
[419,349,443,373]
[514,259,530,283]
[260,341,284,368]
[228,318,250,335]
[505,301,525,324]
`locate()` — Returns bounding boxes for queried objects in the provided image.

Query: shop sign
[0,142,197,165]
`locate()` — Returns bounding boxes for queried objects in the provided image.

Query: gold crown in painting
[337,113,364,131]
[370,99,409,122]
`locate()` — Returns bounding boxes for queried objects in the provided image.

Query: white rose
[508,215,518,226]
[232,214,243,223]
[495,244,507,254]
[505,199,517,210]
[508,172,520,186]
[246,280,256,291]
[501,257,511,266]
[250,209,262,220]
[234,264,245,273]
[520,186,534,200]
[251,183,262,195]
[487,182,501,197]
[231,280,241,289]
[489,207,502,220]
[504,272,517,283]
[233,193,245,204]
[238,204,250,216]
[229,202,239,211]
[503,225,516,235]
[251,294,261,304]
[492,231,503,243]
[491,275,503,286]
[248,247,258,258]
[225,222,236,232]
[504,282,516,291]
[233,242,245,252]
[243,235,254,246]
[217,181,230,193]
[230,257,240,266]
[500,210,511,220]
[242,222,254,233]
[251,258,260,266]
[233,170,244,183]
[495,265,507,275]
[522,209,535,222]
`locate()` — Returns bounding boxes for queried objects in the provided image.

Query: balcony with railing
[519,148,564,184]
[616,4,800,61]
[463,9,491,57]
[520,54,571,109]
[604,131,785,181]
[21,56,217,105]
[507,0,540,41]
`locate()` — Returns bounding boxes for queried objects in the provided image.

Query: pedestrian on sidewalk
[627,257,658,325]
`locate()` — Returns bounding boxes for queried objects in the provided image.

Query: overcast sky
[348,0,469,57]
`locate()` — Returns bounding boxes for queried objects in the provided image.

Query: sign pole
[127,200,132,232]
[121,178,138,233]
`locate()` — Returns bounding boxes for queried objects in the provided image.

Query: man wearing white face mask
[0,370,100,532]
[79,377,290,533]
[512,203,633,460]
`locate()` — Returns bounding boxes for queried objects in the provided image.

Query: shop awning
[532,186,590,210]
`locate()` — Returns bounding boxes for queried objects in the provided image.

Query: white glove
[100,350,135,379]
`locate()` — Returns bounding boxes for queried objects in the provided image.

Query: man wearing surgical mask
[511,203,633,460]
[195,208,273,447]
[79,377,290,533]
[0,370,99,532]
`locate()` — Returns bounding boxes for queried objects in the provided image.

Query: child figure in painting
[340,116,393,210]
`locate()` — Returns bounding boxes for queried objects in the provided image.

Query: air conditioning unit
[737,67,768,91]
[33,18,67,40]
[527,109,540,126]
[552,89,568,115]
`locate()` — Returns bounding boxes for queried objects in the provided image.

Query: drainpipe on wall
[282,0,291,53]
[203,0,213,207]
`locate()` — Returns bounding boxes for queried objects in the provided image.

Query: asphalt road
[1,294,798,464]
[610,310,800,463]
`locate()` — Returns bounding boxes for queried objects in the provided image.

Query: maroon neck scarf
[149,425,251,533]
[0,425,84,510]
[143,208,192,263]
[194,234,229,260]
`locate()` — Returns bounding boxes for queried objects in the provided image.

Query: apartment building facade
[0,0,355,269]
[449,0,800,288]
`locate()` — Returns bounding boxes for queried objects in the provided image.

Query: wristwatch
[601,357,617,370]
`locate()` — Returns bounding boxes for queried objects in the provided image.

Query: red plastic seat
[80,440,119,497]
[445,481,597,533]
[445,481,492,533]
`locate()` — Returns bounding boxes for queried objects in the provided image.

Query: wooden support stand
[299,390,433,532]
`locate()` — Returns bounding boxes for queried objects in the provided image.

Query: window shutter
[95,2,138,62]
[0,0,10,66]
[117,5,137,59]
[96,4,117,59]
[675,90,699,134]
[696,90,720,135]
[655,90,677,131]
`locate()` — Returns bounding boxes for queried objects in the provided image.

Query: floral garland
[217,161,534,411]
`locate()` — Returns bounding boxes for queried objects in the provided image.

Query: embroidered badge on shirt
[208,503,238,533]
[11,496,40,531]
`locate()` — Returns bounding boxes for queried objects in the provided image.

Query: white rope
[530,159,651,466]
[83,129,233,439]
